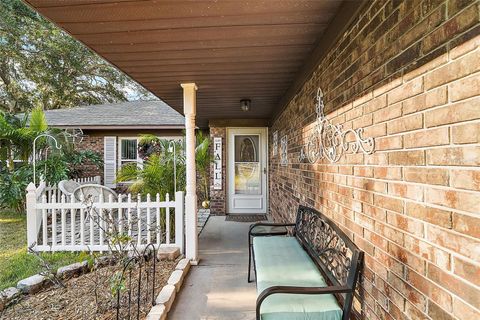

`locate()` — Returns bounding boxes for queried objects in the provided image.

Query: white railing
[26,182,184,253]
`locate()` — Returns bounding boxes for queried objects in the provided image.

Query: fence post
[26,182,38,250]
[175,191,185,254]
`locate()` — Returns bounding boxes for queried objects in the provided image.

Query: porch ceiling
[25,0,358,127]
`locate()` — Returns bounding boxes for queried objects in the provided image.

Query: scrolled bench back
[295,205,363,290]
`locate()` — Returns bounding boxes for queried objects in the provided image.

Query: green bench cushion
[253,236,342,320]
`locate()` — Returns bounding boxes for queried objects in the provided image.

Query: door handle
[263,167,267,174]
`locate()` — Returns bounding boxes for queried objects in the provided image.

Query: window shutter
[104,136,117,188]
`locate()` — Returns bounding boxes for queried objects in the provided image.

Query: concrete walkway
[169,216,257,320]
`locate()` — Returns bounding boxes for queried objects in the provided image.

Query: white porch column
[181,83,199,263]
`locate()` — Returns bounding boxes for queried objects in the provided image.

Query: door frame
[226,127,268,214]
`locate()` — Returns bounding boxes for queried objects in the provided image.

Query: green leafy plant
[116,150,185,198]
[0,166,31,212]
[195,131,212,203]
[0,107,49,172]
[63,149,103,179]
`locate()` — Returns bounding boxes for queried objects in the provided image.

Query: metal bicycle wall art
[299,88,376,163]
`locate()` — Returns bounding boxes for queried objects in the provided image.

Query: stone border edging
[146,258,191,320]
[0,257,103,311]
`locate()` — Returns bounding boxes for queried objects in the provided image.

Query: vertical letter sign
[213,137,222,190]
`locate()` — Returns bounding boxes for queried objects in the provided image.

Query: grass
[0,210,84,291]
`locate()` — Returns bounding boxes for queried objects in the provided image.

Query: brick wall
[209,127,226,215]
[75,134,104,181]
[269,1,480,319]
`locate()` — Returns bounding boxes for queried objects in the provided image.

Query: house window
[119,138,140,168]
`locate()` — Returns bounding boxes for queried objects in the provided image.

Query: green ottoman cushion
[253,236,342,320]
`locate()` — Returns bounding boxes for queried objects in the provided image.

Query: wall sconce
[240,99,251,112]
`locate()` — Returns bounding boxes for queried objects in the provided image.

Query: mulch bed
[1,258,177,320]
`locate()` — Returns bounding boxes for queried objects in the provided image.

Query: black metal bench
[248,205,364,320]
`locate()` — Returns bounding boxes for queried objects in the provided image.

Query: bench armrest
[248,222,295,236]
[256,285,352,320]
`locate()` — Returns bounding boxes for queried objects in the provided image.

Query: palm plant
[116,137,185,198]
[195,131,212,204]
[0,107,50,171]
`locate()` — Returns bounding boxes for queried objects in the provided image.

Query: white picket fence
[26,181,184,253]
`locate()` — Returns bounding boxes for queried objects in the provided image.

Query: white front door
[227,128,268,214]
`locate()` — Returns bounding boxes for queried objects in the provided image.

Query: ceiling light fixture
[240,99,251,112]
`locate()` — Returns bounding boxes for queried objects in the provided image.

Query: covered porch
[169,216,257,319]
[23,1,480,319]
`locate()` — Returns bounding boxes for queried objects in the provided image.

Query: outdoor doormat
[226,215,267,222]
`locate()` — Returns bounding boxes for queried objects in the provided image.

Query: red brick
[374,166,402,180]
[449,72,480,102]
[427,225,480,262]
[406,202,452,229]
[374,194,404,213]
[452,297,480,320]
[388,77,424,104]
[403,86,448,114]
[450,169,480,191]
[353,189,374,204]
[353,166,374,178]
[427,146,480,166]
[364,123,387,138]
[373,103,402,123]
[387,271,427,310]
[404,127,450,148]
[407,268,453,311]
[365,152,389,165]
[425,49,480,89]
[449,30,480,59]
[352,114,373,129]
[452,122,480,144]
[404,235,451,270]
[348,177,387,193]
[345,106,363,121]
[426,187,480,213]
[376,135,403,151]
[388,183,424,201]
[425,96,480,127]
[428,301,454,320]
[374,76,402,97]
[387,211,424,237]
[423,3,479,53]
[363,203,387,221]
[375,222,404,245]
[338,165,353,175]
[404,167,449,186]
[364,95,387,114]
[452,213,480,238]
[453,256,480,287]
[389,150,425,165]
[364,229,388,252]
[428,263,480,308]
[387,113,423,134]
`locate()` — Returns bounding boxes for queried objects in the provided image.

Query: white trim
[226,127,268,214]
[118,136,142,170]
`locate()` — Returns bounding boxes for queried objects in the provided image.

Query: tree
[0,0,153,113]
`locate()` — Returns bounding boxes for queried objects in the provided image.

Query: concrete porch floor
[169,216,257,319]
